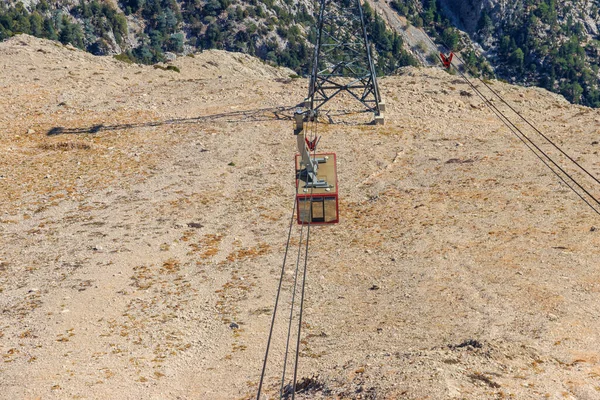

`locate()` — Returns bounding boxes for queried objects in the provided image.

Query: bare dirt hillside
[1,34,600,399]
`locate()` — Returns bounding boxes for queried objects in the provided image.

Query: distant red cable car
[440,52,453,69]
[294,111,339,225]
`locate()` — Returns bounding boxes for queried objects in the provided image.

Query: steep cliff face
[439,0,485,32]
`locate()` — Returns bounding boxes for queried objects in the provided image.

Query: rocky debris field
[1,35,600,399]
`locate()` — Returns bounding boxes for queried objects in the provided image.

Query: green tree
[441,27,460,51]
[43,18,58,40]
[29,12,44,37]
[166,32,184,52]
[511,48,524,70]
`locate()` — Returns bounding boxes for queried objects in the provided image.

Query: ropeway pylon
[305,0,385,124]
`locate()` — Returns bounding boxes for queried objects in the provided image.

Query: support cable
[420,18,600,195]
[450,51,600,188]
[256,193,302,400]
[291,211,312,400]
[258,113,320,400]
[476,72,600,187]
[279,213,306,397]
[417,21,600,215]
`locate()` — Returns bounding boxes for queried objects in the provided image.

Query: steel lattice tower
[306,0,384,122]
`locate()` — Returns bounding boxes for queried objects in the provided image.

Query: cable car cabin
[295,152,339,225]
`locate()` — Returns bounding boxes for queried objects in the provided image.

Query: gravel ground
[1,35,600,399]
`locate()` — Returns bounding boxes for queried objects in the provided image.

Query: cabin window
[297,196,337,224]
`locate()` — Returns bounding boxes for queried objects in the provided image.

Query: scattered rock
[584,17,599,36]
[446,158,474,164]
[283,376,325,396]
[468,372,500,389]
[449,339,483,350]
[187,222,203,229]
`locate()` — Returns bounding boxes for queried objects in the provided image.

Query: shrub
[114,53,134,63]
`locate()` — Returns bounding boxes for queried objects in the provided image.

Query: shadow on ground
[47,106,297,136]
[46,106,374,136]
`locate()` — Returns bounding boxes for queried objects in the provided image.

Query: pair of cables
[407,8,600,215]
[438,46,600,216]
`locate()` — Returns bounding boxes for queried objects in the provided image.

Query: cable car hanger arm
[294,109,330,189]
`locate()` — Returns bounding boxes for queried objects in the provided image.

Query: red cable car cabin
[295,152,339,225]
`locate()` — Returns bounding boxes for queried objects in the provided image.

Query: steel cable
[416,23,600,215]
[256,191,302,400]
[258,113,320,400]
[291,116,319,399]
[444,49,600,189]
[279,208,307,397]
[455,67,600,215]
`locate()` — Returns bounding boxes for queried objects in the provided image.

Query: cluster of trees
[0,0,128,54]
[1,0,418,77]
[113,0,416,74]
[116,0,184,63]
[389,0,600,106]
[390,0,493,77]
[1,2,82,46]
[390,0,599,106]
[114,0,316,67]
[362,2,418,74]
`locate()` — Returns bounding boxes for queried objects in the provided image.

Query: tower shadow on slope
[47,106,295,136]
[46,106,372,136]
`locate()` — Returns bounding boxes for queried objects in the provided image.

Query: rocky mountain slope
[436,0,600,107]
[0,0,416,74]
[4,0,600,109]
[2,34,600,399]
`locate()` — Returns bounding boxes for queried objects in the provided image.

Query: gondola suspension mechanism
[294,110,339,225]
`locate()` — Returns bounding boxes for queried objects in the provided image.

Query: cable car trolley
[294,110,339,225]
